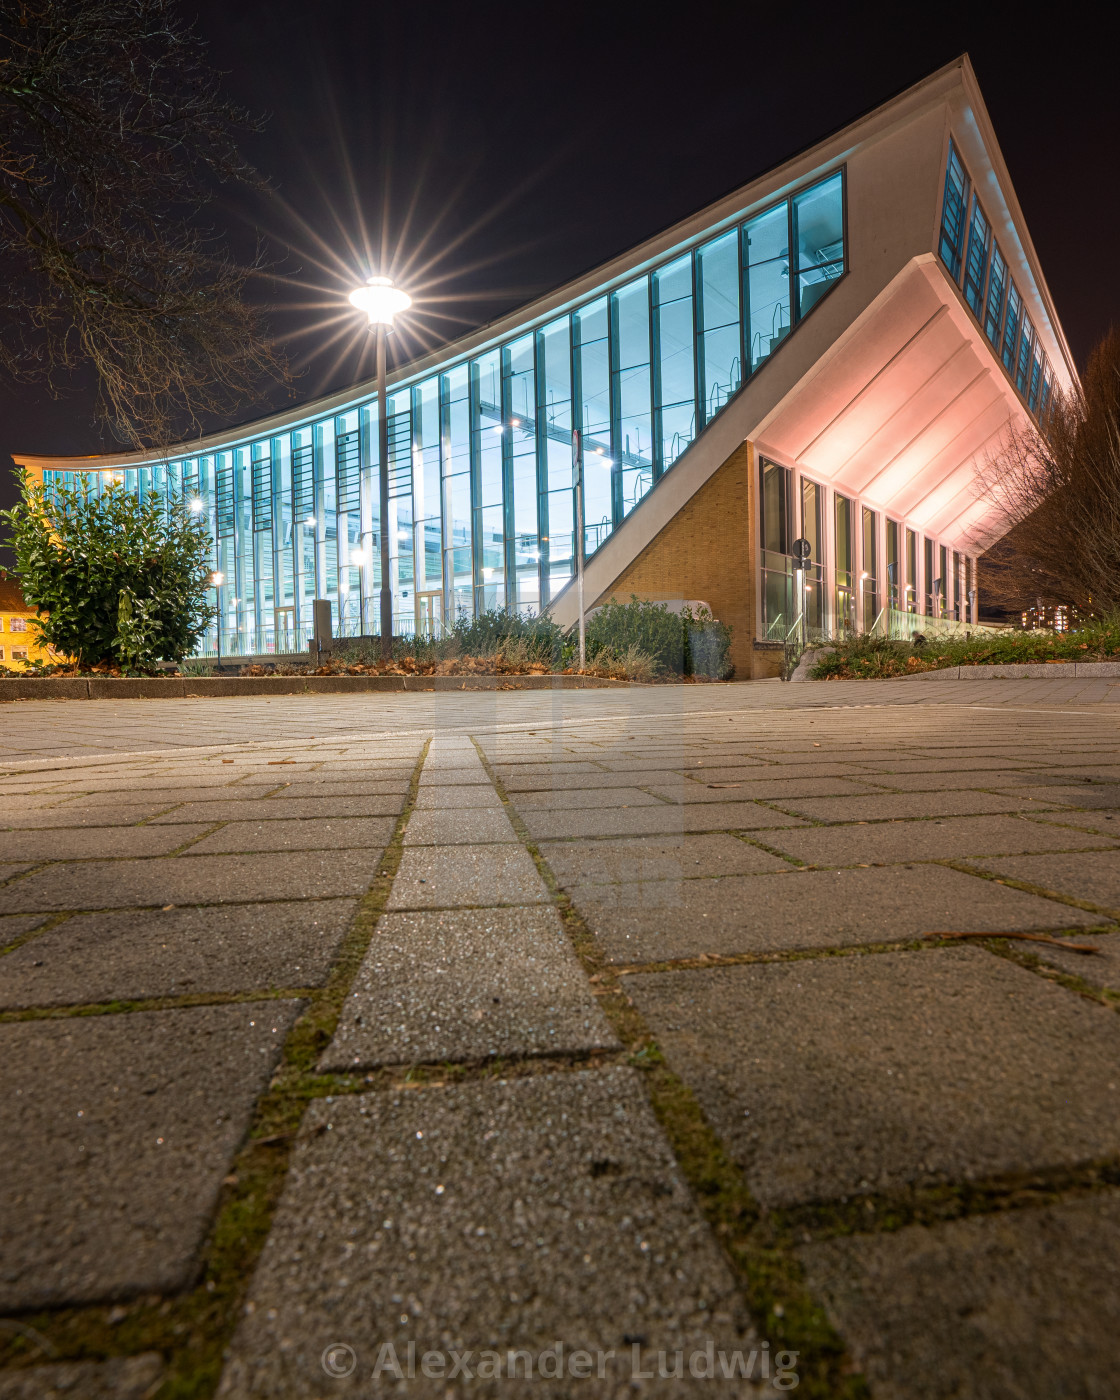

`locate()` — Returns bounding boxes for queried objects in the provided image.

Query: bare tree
[977,330,1120,613]
[0,0,289,448]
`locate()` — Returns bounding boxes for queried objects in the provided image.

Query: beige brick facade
[589,441,778,680]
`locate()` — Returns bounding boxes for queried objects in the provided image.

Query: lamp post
[211,571,224,672]
[349,275,412,660]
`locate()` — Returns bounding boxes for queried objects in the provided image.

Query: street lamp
[211,571,224,671]
[349,275,412,660]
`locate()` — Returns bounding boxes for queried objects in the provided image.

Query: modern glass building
[16,56,1075,677]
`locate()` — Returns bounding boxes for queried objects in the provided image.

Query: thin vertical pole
[574,428,586,669]
[378,325,392,660]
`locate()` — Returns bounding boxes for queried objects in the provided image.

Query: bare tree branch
[0,0,291,449]
[977,330,1120,613]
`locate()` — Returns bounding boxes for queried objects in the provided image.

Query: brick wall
[590,442,776,679]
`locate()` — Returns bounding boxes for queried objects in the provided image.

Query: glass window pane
[653,254,695,471]
[760,459,789,555]
[745,203,790,374]
[575,296,613,553]
[963,197,991,317]
[984,243,1007,347]
[1001,282,1022,372]
[861,506,878,623]
[793,173,844,319]
[1016,315,1034,395]
[612,278,653,518]
[938,140,969,281]
[696,230,741,423]
[834,493,854,630]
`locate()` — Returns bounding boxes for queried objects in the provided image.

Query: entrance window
[886,519,900,610]
[861,507,879,628]
[905,529,918,613]
[801,478,825,637]
[759,459,794,638]
[834,494,855,631]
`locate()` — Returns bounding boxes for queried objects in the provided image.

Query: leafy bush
[586,596,733,677]
[451,607,566,665]
[809,615,1120,679]
[586,596,684,674]
[0,471,213,670]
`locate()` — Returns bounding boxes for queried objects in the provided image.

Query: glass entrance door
[274,608,296,654]
[416,593,442,637]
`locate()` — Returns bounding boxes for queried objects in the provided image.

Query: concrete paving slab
[506,787,663,809]
[1007,784,1120,810]
[0,1354,164,1400]
[0,824,214,862]
[413,784,503,809]
[45,785,282,808]
[973,850,1120,912]
[0,864,36,882]
[541,834,792,886]
[389,846,549,909]
[403,808,517,845]
[0,849,382,912]
[799,1193,1120,1400]
[0,899,355,1007]
[574,864,1101,964]
[265,781,409,801]
[630,948,1120,1206]
[322,908,618,1067]
[184,817,394,855]
[764,814,1119,867]
[768,791,1062,823]
[500,770,661,791]
[0,803,179,829]
[217,1068,755,1398]
[1033,932,1120,990]
[519,803,810,841]
[646,777,881,803]
[0,1001,301,1309]
[0,913,48,945]
[1028,811,1120,837]
[148,796,402,823]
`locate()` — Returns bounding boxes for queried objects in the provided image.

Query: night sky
[2,0,1116,554]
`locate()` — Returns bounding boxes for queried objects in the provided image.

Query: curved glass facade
[43,169,845,657]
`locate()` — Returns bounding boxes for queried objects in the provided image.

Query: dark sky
[2,0,1116,548]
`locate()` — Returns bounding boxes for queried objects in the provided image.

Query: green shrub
[585,596,733,677]
[0,471,213,670]
[586,596,684,674]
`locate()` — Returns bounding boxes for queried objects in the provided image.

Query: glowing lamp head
[189,497,204,513]
[348,275,411,327]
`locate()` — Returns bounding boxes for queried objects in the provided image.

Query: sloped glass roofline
[41,163,848,655]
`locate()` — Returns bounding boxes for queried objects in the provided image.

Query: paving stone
[1032,932,1120,991]
[1010,784,1120,810]
[403,808,517,845]
[0,849,382,912]
[0,1001,301,1309]
[767,791,1062,823]
[0,1354,164,1400]
[389,846,549,909]
[217,1068,756,1398]
[630,948,1120,1207]
[520,803,809,841]
[416,768,492,786]
[413,784,502,809]
[148,796,402,822]
[506,786,663,810]
[322,908,618,1067]
[765,814,1118,867]
[540,834,791,886]
[48,785,282,808]
[264,781,409,801]
[184,817,395,855]
[973,850,1120,912]
[0,802,182,829]
[500,769,654,790]
[0,900,355,1007]
[0,913,48,944]
[645,776,881,803]
[0,864,36,881]
[574,863,1101,964]
[799,1193,1120,1400]
[0,824,214,862]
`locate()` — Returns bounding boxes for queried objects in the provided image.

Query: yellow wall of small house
[0,611,52,670]
[588,441,778,680]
